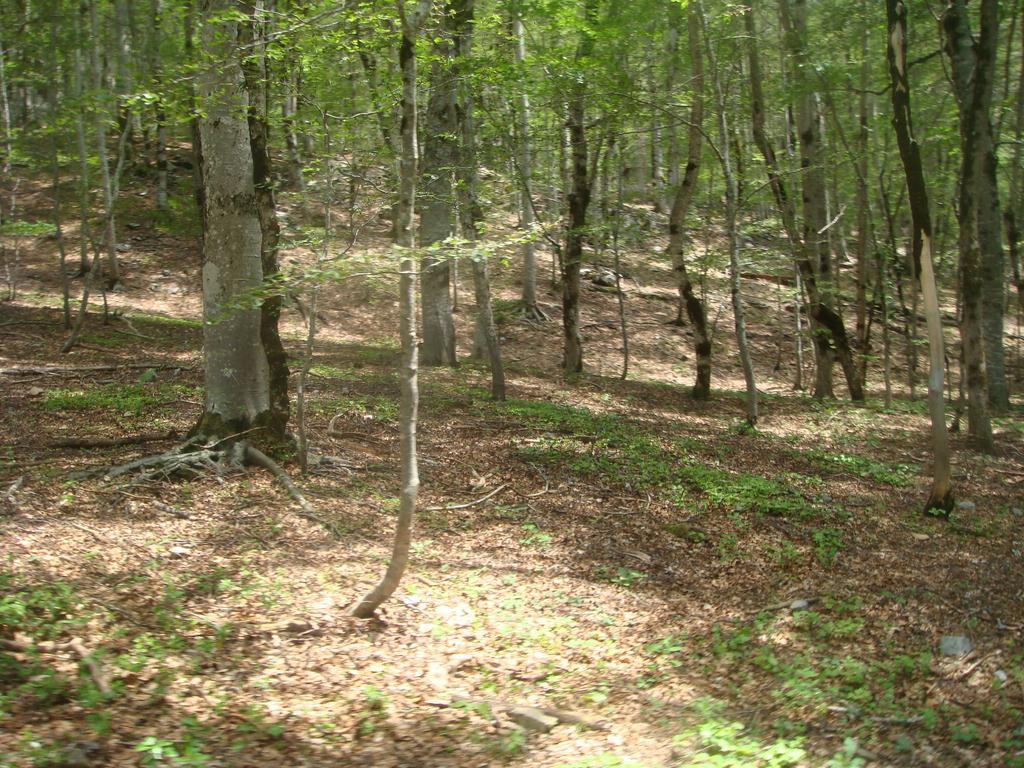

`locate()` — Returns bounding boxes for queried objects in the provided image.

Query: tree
[778,0,863,402]
[192,0,289,444]
[943,0,996,450]
[350,0,431,618]
[886,0,954,514]
[665,1,712,400]
[419,1,459,367]
[561,0,598,376]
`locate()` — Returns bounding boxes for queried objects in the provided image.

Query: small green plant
[356,685,390,738]
[770,540,802,569]
[520,523,553,549]
[601,566,647,588]
[812,528,843,568]
[134,735,213,767]
[718,531,740,562]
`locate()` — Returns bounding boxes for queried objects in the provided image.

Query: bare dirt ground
[1,165,1023,768]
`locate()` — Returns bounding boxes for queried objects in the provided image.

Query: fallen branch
[51,430,179,449]
[423,484,508,512]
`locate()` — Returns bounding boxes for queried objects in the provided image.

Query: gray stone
[593,270,618,287]
[115,243,131,253]
[1012,507,1022,518]
[939,635,973,656]
[956,500,976,512]
[508,706,559,733]
[790,599,811,613]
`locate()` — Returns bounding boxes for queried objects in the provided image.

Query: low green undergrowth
[498,399,815,518]
[42,382,195,416]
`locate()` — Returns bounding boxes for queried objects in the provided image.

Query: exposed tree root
[515,300,549,322]
[243,443,341,537]
[77,437,340,536]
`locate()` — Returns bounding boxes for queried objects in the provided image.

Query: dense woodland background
[1,0,1024,766]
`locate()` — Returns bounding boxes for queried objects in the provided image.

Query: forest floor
[1,167,1024,768]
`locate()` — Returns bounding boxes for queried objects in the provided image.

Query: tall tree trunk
[562,0,597,377]
[698,0,756,425]
[854,2,870,384]
[240,0,290,437]
[90,0,121,288]
[974,0,1008,411]
[192,0,287,443]
[886,0,954,514]
[944,0,995,450]
[350,0,431,619]
[666,2,711,399]
[73,39,91,275]
[453,0,504,400]
[150,0,169,210]
[513,8,542,319]
[1008,6,1024,339]
[779,0,862,401]
[418,12,458,367]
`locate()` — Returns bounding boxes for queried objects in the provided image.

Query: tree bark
[418,10,458,367]
[943,0,995,450]
[562,0,598,377]
[886,0,954,513]
[665,2,711,399]
[192,0,287,443]
[453,0,504,400]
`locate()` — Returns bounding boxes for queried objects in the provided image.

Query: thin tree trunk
[887,0,954,513]
[89,0,120,288]
[350,0,431,619]
[453,0,504,400]
[698,0,756,425]
[854,2,870,385]
[150,0,168,210]
[513,9,543,319]
[666,2,711,399]
[562,0,597,377]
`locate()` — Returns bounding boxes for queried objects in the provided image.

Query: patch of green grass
[42,382,195,416]
[315,393,398,421]
[497,399,815,518]
[799,449,916,487]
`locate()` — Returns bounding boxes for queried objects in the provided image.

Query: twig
[423,484,508,511]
